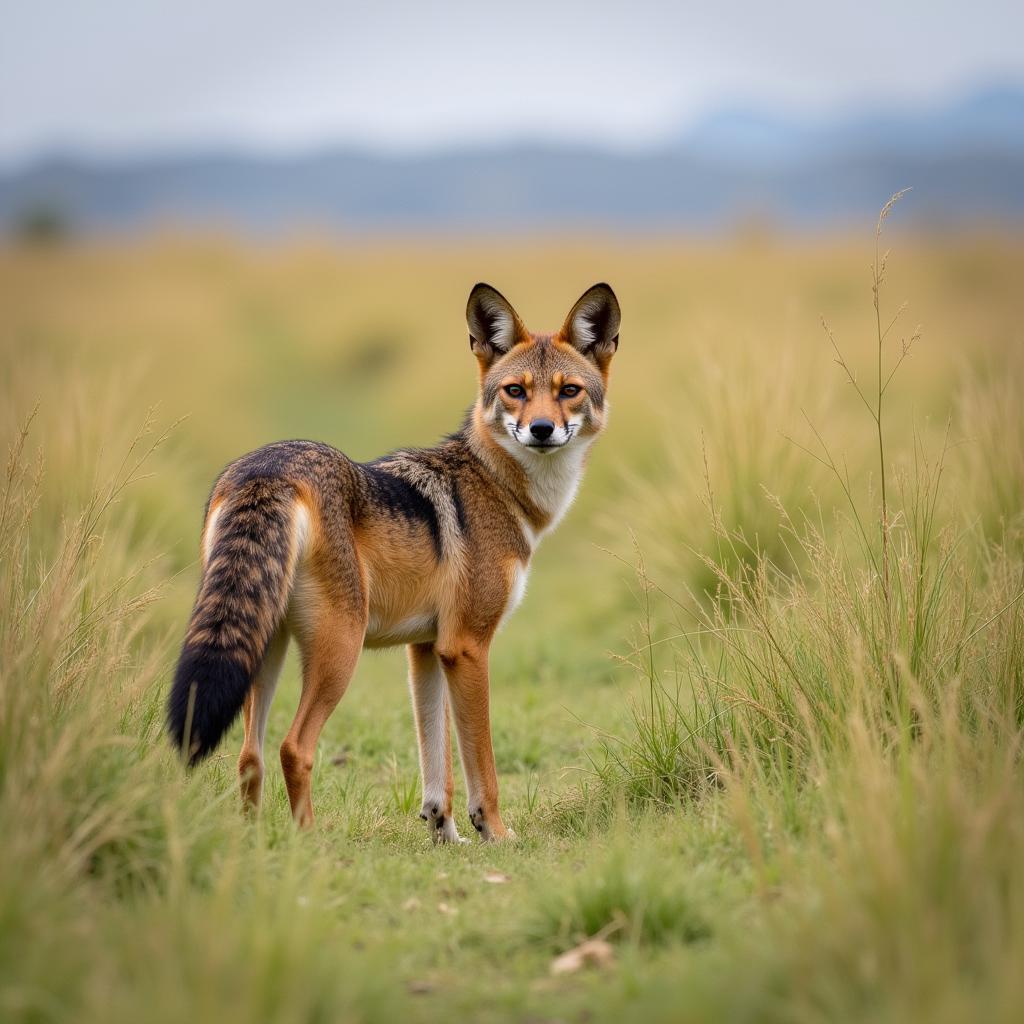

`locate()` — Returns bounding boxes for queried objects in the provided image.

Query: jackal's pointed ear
[466,283,527,367]
[561,283,621,373]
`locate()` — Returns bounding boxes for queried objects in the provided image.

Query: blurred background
[1,0,1022,691]
[2,1,1023,236]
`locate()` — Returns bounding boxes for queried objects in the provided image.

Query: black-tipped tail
[167,645,253,765]
[166,477,299,765]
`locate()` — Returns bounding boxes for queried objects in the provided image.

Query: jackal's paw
[468,806,516,843]
[420,801,465,845]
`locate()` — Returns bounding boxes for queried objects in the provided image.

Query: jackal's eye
[504,384,525,399]
[559,384,582,398]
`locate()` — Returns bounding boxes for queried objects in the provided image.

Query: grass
[1,212,1023,1022]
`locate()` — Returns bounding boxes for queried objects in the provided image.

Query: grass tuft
[526,839,713,951]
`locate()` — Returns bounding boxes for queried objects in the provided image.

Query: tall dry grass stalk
[0,408,183,889]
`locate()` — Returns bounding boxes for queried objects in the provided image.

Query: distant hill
[2,85,1023,235]
[678,85,1024,163]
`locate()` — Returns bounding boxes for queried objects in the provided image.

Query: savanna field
[2,213,1023,1022]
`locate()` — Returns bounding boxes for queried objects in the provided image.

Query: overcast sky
[1,0,1022,166]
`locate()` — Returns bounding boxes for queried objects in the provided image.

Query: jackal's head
[467,283,620,461]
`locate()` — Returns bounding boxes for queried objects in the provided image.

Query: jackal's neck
[464,404,590,545]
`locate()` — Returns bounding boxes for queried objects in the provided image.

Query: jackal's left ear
[561,283,621,373]
[467,283,528,367]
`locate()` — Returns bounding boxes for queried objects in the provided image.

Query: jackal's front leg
[437,638,512,842]
[408,643,464,844]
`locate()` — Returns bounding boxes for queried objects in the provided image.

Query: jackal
[167,282,620,841]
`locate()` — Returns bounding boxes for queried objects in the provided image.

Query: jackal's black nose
[529,419,555,441]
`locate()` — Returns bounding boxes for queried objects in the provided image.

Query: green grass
[1,214,1023,1022]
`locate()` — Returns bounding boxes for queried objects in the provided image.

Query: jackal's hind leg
[281,608,364,827]
[238,628,289,810]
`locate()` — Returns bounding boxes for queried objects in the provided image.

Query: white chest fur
[497,443,589,629]
[521,442,589,546]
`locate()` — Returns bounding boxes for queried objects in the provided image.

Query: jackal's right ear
[466,283,527,367]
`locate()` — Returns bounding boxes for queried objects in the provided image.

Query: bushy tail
[167,480,300,764]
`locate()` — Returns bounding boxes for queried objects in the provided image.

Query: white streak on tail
[282,500,316,643]
[201,503,224,566]
[291,501,312,563]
